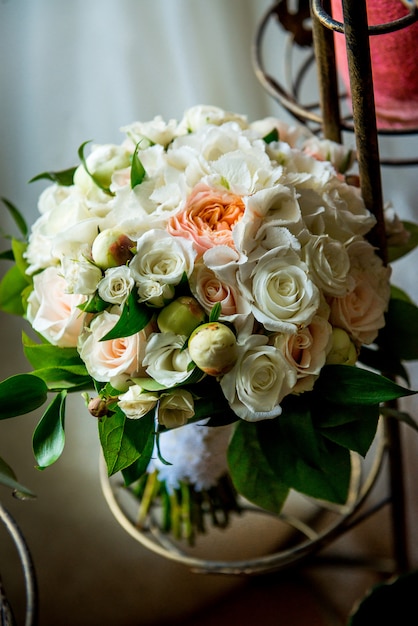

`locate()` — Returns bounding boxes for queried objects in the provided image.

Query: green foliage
[99,291,153,341]
[228,420,289,513]
[0,456,36,498]
[33,391,67,469]
[29,167,77,187]
[0,374,48,419]
[22,332,91,390]
[78,140,114,196]
[0,265,28,315]
[98,407,155,478]
[1,198,28,238]
[131,142,147,188]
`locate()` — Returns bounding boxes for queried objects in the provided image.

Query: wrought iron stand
[254,0,418,576]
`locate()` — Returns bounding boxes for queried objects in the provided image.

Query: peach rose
[78,308,147,382]
[26,266,87,347]
[168,183,245,256]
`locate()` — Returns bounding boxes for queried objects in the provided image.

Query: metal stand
[254,0,418,576]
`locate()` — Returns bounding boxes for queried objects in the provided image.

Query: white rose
[301,234,352,297]
[273,314,333,394]
[136,278,175,308]
[143,332,194,387]
[302,137,356,174]
[176,105,248,134]
[220,334,297,421]
[25,188,99,274]
[243,246,320,333]
[250,117,310,147]
[122,116,179,147]
[78,308,146,382]
[26,266,86,347]
[157,389,195,429]
[62,253,103,295]
[97,266,135,304]
[130,229,196,286]
[118,384,159,420]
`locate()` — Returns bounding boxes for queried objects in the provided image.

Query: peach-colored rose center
[168,183,245,255]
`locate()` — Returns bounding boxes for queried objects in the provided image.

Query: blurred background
[1,1,417,624]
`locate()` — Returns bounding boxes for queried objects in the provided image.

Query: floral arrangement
[1,105,418,543]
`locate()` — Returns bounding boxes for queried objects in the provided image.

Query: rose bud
[91,228,135,269]
[74,144,131,193]
[157,296,205,336]
[87,396,110,418]
[188,322,237,376]
[326,327,358,366]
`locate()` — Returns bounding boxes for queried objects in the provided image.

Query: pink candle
[331,0,418,129]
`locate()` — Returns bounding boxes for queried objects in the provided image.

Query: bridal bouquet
[1,105,418,543]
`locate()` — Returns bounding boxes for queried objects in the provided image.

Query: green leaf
[121,428,155,485]
[0,249,14,261]
[0,264,28,315]
[257,408,352,504]
[314,365,416,405]
[131,142,147,189]
[78,141,114,196]
[0,374,48,419]
[22,333,86,371]
[0,456,36,498]
[98,407,155,476]
[11,238,30,280]
[1,198,28,237]
[317,406,379,457]
[209,302,221,322]
[29,167,77,187]
[77,292,108,313]
[99,291,153,341]
[380,297,418,361]
[387,221,418,263]
[262,128,279,144]
[227,421,289,514]
[359,345,409,384]
[33,391,67,469]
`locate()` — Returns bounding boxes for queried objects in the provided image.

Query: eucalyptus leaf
[314,365,416,405]
[0,374,48,419]
[29,167,77,187]
[0,264,28,315]
[99,291,153,341]
[0,456,36,498]
[1,197,28,237]
[131,143,147,188]
[33,390,67,469]
[98,407,155,476]
[227,421,289,514]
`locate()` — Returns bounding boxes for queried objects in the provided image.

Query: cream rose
[176,105,248,134]
[26,266,87,347]
[273,314,333,393]
[328,238,391,345]
[130,229,196,286]
[301,234,352,297]
[143,332,194,387]
[157,389,195,429]
[244,246,320,333]
[97,266,135,305]
[78,308,146,382]
[220,334,297,421]
[62,253,103,295]
[118,385,159,420]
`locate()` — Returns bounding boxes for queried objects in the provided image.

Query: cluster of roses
[24,106,390,442]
